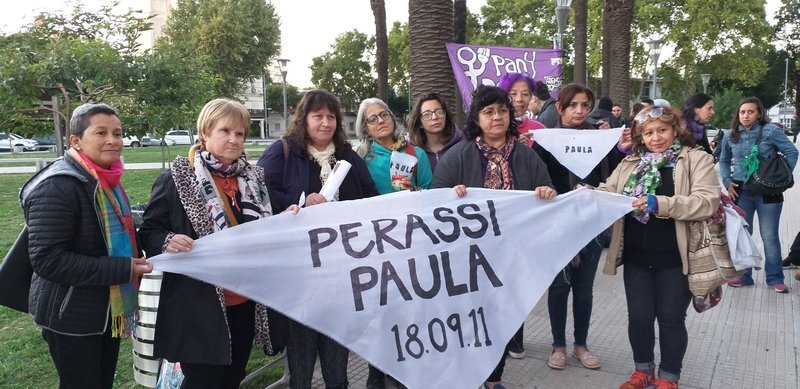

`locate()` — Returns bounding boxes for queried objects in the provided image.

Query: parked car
[142,133,175,147]
[123,135,141,148]
[31,134,67,151]
[163,130,197,145]
[0,133,40,152]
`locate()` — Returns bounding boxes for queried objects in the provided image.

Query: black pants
[548,239,602,347]
[287,319,349,389]
[623,264,691,379]
[181,300,256,389]
[486,343,511,382]
[42,322,120,389]
[787,230,800,265]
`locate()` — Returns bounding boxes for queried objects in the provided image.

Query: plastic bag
[155,360,183,389]
[724,204,762,271]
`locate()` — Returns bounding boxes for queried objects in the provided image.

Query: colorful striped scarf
[68,148,139,338]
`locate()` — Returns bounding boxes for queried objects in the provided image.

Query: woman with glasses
[497,73,546,147]
[532,83,623,372]
[432,85,555,389]
[719,97,798,292]
[356,98,432,194]
[681,93,715,154]
[595,105,720,389]
[407,93,465,172]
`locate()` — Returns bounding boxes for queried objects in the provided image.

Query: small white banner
[150,188,633,389]
[532,127,624,179]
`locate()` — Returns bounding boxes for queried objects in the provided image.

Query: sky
[0,0,783,89]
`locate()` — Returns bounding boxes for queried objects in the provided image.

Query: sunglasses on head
[634,107,663,124]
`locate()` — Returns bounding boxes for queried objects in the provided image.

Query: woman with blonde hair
[140,98,295,388]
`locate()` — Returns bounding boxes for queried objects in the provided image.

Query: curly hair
[463,85,518,140]
[630,106,696,154]
[283,89,351,157]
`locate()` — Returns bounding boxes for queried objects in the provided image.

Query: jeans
[547,238,602,348]
[623,264,692,380]
[736,188,785,285]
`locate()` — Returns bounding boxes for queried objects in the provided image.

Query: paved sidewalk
[302,163,800,388]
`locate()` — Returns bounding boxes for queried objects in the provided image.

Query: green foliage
[709,87,744,129]
[388,22,410,114]
[165,0,281,98]
[265,83,303,115]
[310,30,377,111]
[469,0,562,49]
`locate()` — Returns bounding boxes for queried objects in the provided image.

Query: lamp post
[262,75,269,138]
[554,0,572,51]
[784,58,789,126]
[277,58,290,131]
[648,39,665,99]
[701,74,711,94]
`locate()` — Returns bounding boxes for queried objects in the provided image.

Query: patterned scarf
[686,117,706,141]
[622,139,682,223]
[191,145,273,232]
[68,148,138,338]
[307,143,339,200]
[476,136,515,190]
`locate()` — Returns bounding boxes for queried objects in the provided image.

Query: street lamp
[648,39,665,99]
[277,58,290,131]
[701,74,711,94]
[262,75,269,138]
[554,0,572,51]
[784,58,789,126]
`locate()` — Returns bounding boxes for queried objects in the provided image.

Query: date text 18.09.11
[391,306,492,362]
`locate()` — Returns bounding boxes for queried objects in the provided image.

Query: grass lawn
[0,169,282,388]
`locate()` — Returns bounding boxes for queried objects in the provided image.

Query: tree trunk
[371,0,389,103]
[601,0,611,96]
[453,0,467,125]
[573,0,588,86]
[607,0,634,117]
[409,0,456,113]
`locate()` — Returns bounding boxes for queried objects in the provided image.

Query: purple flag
[446,43,563,111]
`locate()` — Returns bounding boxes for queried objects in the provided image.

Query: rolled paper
[320,160,352,201]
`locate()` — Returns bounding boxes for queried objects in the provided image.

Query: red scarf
[78,151,124,188]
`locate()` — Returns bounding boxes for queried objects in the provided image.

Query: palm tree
[408,0,456,112]
[606,0,633,117]
[573,0,588,86]
[371,0,389,102]
[453,0,467,125]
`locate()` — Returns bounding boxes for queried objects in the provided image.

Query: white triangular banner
[532,127,624,179]
[149,188,633,389]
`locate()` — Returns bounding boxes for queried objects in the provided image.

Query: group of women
[20,73,796,389]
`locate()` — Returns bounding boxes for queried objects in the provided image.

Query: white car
[142,133,174,147]
[0,133,40,152]
[123,135,141,148]
[163,130,197,145]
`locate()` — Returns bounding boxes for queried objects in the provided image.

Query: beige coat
[597,146,721,276]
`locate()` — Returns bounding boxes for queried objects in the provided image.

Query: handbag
[0,226,32,313]
[687,210,744,297]
[746,127,794,195]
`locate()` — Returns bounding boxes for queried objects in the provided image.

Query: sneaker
[795,270,800,281]
[619,369,654,389]
[508,342,525,359]
[653,378,679,389]
[773,283,789,293]
[727,277,754,287]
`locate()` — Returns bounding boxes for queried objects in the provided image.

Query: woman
[258,89,378,389]
[595,105,720,388]
[497,73,546,145]
[681,93,715,154]
[407,92,465,172]
[139,99,293,388]
[357,97,432,194]
[532,83,623,371]
[432,85,555,389]
[719,97,798,292]
[21,103,152,387]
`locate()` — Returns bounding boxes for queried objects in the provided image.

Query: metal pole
[784,58,789,126]
[282,72,288,130]
[52,96,64,156]
[263,75,269,139]
[651,54,658,100]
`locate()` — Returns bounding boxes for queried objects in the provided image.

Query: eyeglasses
[421,108,445,121]
[480,107,510,118]
[366,110,391,125]
[634,107,663,124]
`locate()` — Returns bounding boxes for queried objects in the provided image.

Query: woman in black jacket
[21,103,153,388]
[139,99,297,388]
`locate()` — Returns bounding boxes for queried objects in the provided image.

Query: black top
[622,167,681,269]
[307,159,363,201]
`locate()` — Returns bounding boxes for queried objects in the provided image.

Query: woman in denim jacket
[718,97,798,292]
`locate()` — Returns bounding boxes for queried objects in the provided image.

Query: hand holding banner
[150,188,633,388]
